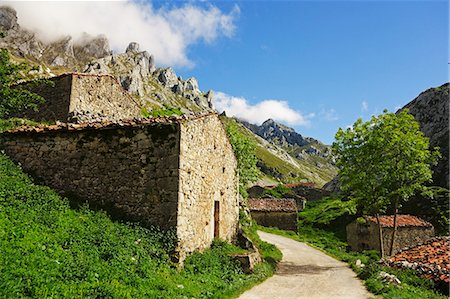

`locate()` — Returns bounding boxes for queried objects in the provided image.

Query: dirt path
[239,231,373,299]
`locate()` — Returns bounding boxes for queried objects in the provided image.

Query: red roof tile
[388,236,450,283]
[366,215,433,228]
[248,198,297,212]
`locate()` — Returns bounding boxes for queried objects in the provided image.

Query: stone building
[0,113,239,262]
[248,198,298,231]
[346,215,434,256]
[12,73,141,123]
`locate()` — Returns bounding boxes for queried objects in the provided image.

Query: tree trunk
[389,200,399,256]
[376,213,384,258]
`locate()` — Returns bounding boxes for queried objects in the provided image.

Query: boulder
[126,42,140,54]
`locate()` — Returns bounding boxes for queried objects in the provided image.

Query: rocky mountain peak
[125,42,140,54]
[0,6,18,31]
[0,5,215,114]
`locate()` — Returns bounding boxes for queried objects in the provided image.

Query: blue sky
[173,1,448,144]
[10,0,448,144]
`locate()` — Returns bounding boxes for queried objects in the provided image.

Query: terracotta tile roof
[1,113,218,135]
[388,236,450,283]
[366,215,433,228]
[248,198,297,212]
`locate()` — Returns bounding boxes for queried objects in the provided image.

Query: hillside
[399,83,449,189]
[222,117,337,187]
[0,5,336,188]
[0,143,280,298]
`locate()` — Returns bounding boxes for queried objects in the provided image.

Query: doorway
[214,201,220,238]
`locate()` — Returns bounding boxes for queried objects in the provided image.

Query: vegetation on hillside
[291,196,448,298]
[0,152,281,298]
[222,118,260,197]
[221,116,336,186]
[333,109,440,256]
[0,40,49,118]
[262,225,446,299]
[141,104,183,118]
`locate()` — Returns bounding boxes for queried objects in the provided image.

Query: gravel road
[238,231,374,299]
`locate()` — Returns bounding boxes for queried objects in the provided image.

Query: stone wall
[13,73,141,123]
[177,115,239,259]
[250,211,298,231]
[13,74,72,121]
[1,114,240,262]
[0,122,181,229]
[347,222,435,256]
[69,74,141,122]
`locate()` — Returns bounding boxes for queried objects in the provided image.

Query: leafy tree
[333,109,439,257]
[224,119,259,198]
[0,36,46,118]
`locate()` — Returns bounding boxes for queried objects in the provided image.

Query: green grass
[259,225,447,299]
[0,152,279,298]
[141,104,183,118]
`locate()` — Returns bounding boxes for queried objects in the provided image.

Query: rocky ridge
[0,5,213,114]
[240,118,332,160]
[399,83,449,189]
[0,6,110,69]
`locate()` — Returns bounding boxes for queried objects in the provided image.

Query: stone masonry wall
[0,123,180,229]
[177,115,239,258]
[347,222,435,256]
[250,211,298,231]
[69,74,141,122]
[12,74,73,121]
[13,74,141,123]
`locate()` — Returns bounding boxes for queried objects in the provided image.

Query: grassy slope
[259,197,447,299]
[221,117,336,186]
[0,147,280,298]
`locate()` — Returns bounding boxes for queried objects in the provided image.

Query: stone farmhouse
[2,74,240,262]
[248,198,298,231]
[12,73,141,123]
[346,215,434,256]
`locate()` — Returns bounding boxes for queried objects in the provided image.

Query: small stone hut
[11,73,141,122]
[0,113,239,262]
[248,198,298,231]
[346,215,434,255]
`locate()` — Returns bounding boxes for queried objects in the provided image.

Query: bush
[223,119,259,197]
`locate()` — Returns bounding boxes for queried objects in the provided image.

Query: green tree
[333,109,439,257]
[224,119,259,198]
[0,37,46,118]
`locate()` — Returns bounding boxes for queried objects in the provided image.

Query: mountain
[0,5,336,186]
[399,83,449,189]
[240,118,333,160]
[0,6,213,114]
[231,118,337,187]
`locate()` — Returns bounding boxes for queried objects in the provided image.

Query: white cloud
[214,91,312,126]
[5,1,239,67]
[361,100,369,112]
[319,108,338,121]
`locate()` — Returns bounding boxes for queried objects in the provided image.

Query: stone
[185,77,199,92]
[126,42,140,54]
[0,6,18,30]
[379,271,401,285]
[1,114,239,264]
[74,33,111,60]
[157,67,179,87]
[9,73,141,123]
